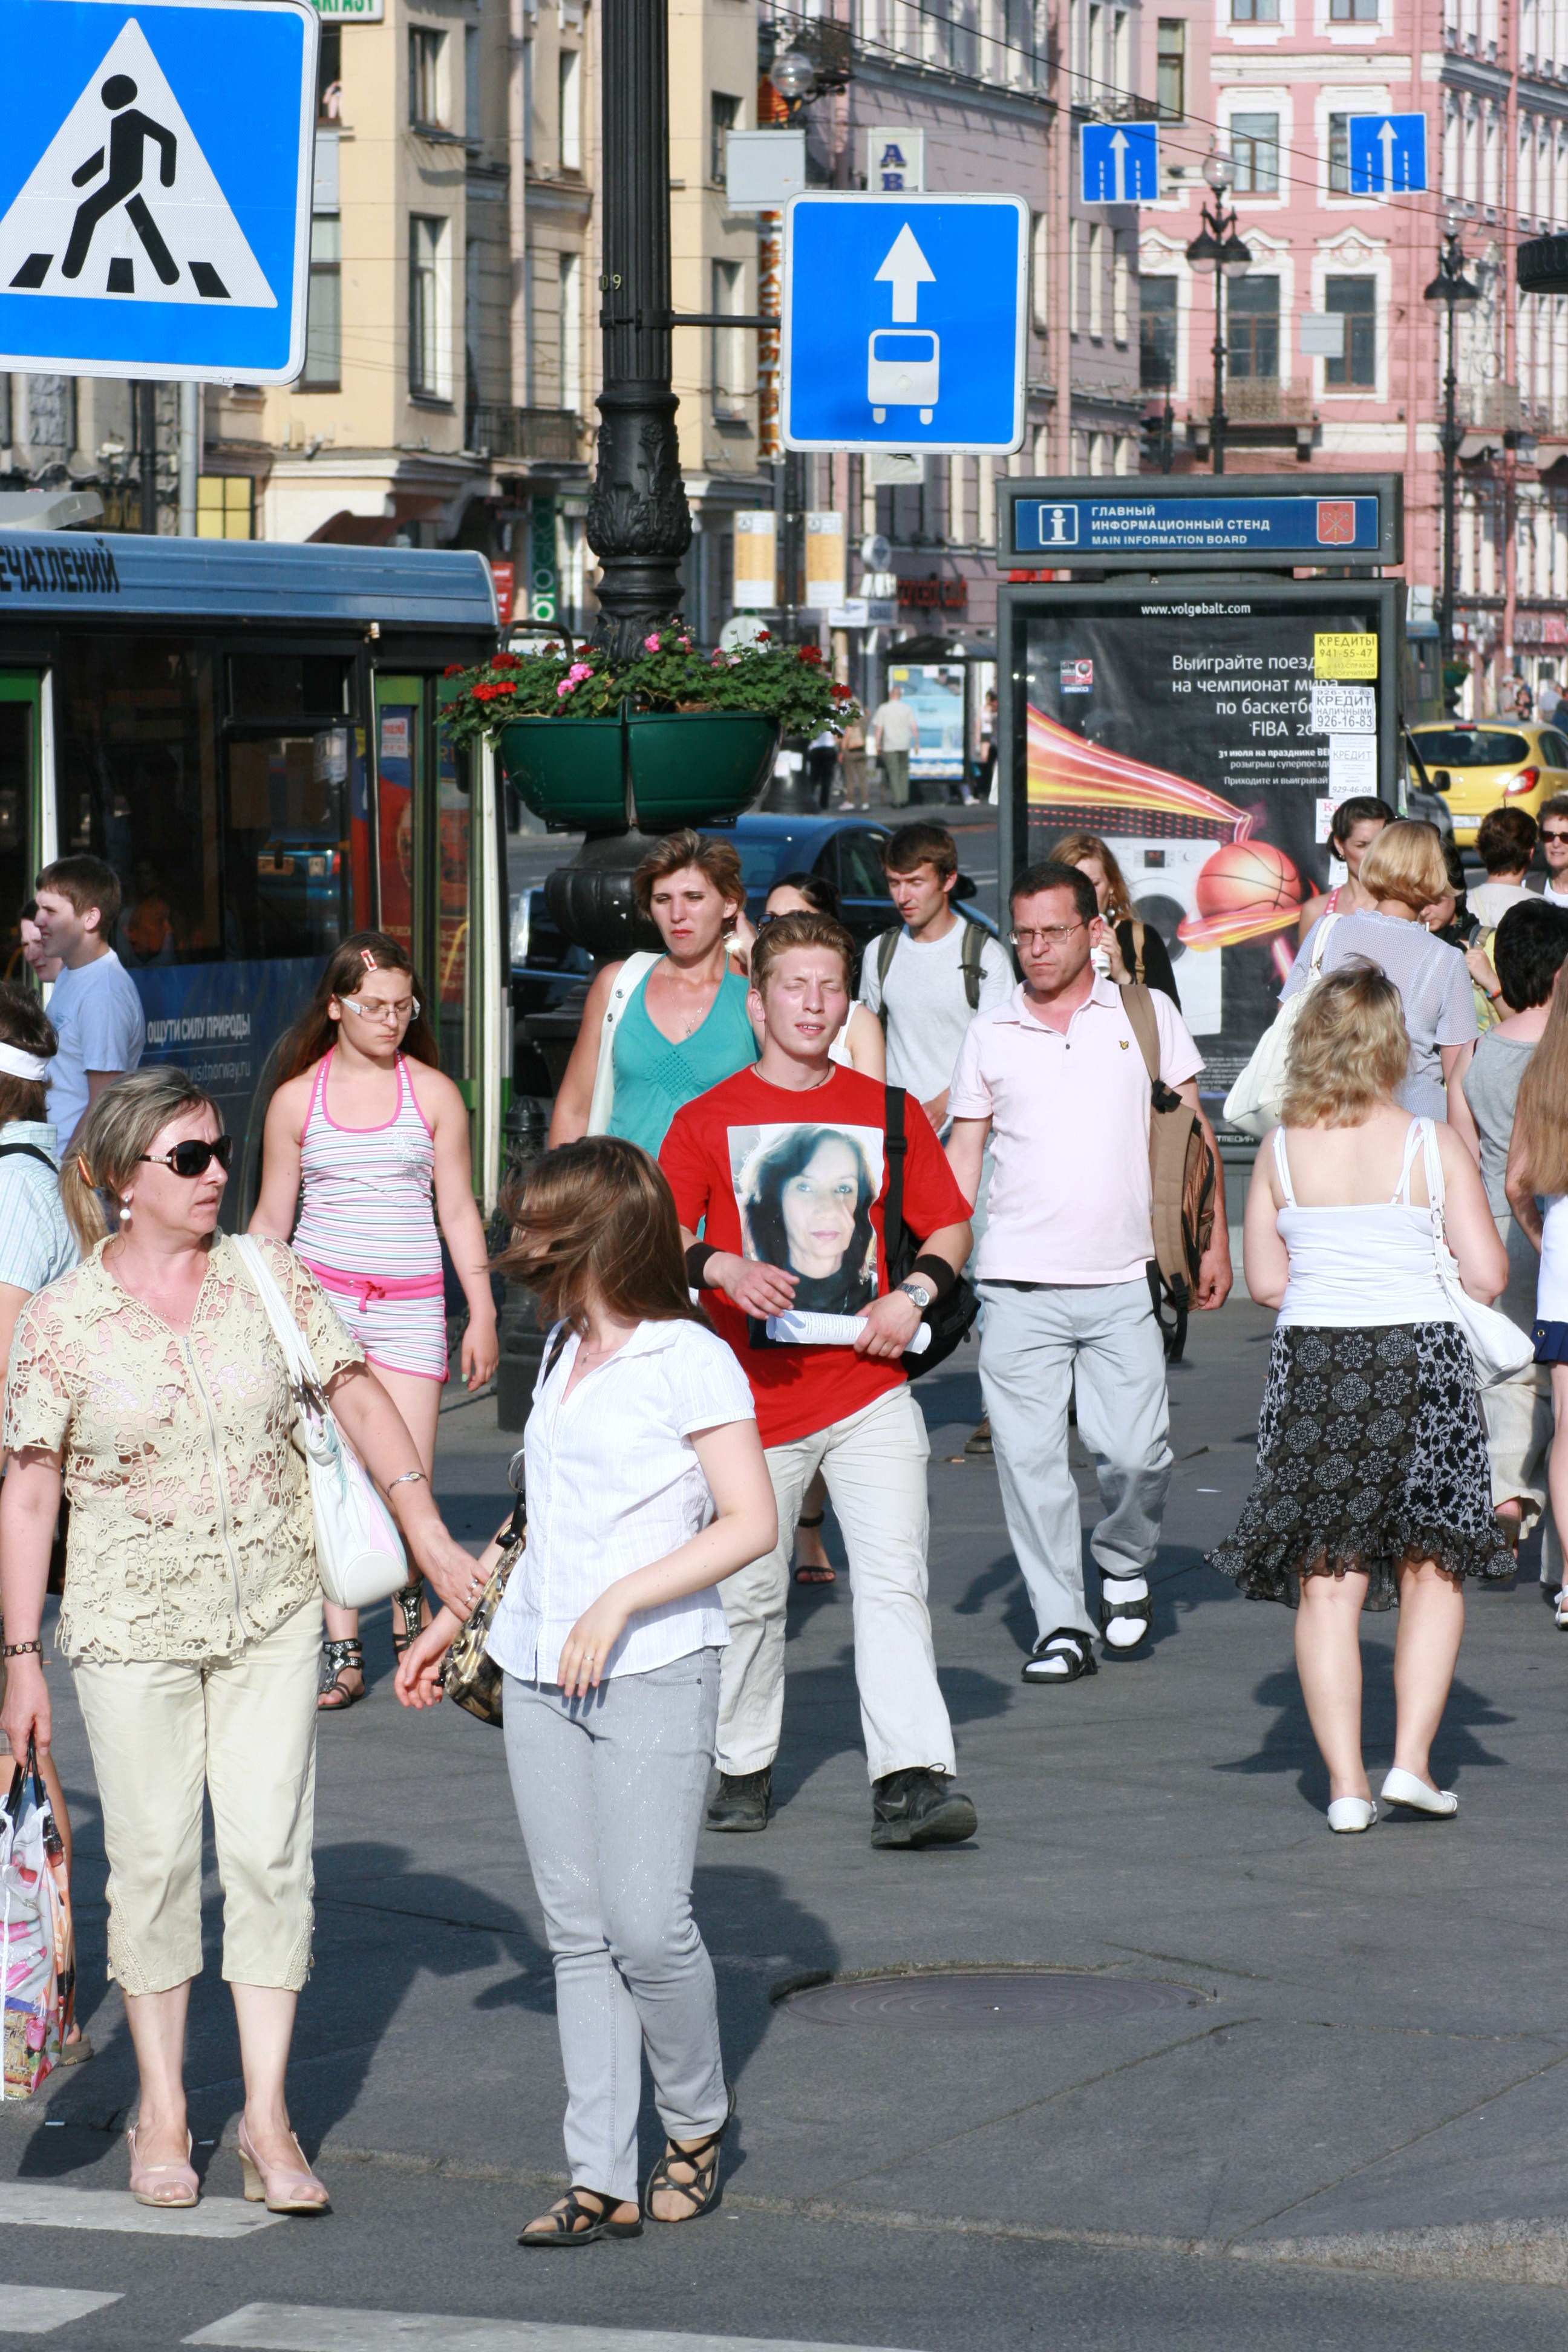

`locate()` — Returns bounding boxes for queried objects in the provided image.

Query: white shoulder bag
[1418,1123,1535,1388]
[586,950,660,1136]
[232,1236,410,1609]
[1223,912,1341,1140]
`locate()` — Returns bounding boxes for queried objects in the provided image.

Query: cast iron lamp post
[1184,148,1252,478]
[1423,214,1481,702]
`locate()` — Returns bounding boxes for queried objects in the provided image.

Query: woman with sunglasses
[250,933,498,1710]
[0,1066,479,2212]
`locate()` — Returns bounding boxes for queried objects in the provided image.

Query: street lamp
[768,48,816,114]
[1423,211,1481,704]
[1186,148,1251,477]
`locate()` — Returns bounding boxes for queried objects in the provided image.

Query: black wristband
[909,1254,957,1302]
[685,1243,717,1290]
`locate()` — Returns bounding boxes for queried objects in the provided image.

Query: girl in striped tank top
[251,933,498,1709]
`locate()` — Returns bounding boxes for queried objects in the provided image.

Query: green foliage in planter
[442,623,860,750]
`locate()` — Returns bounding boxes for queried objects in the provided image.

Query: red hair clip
[359,947,377,972]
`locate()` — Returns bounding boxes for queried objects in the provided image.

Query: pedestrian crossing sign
[0,0,315,382]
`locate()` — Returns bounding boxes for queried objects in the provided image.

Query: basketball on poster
[1021,601,1384,1128]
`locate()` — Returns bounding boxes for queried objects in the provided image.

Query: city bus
[0,531,503,1217]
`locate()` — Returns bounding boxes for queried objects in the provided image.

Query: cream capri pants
[71,1595,322,1998]
[1483,1362,1563,1582]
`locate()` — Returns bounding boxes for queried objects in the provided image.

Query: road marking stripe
[185,2308,924,2352]
[0,2183,284,2239]
[0,2285,123,2334]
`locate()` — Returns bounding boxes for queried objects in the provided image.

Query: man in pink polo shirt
[946,860,1231,1683]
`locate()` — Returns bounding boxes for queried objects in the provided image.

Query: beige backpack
[1120,984,1217,1362]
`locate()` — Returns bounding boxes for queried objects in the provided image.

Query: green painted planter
[497,708,780,831]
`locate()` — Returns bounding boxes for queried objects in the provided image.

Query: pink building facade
[1138,0,1568,711]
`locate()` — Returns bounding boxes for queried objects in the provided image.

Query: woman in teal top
[549,828,759,1158]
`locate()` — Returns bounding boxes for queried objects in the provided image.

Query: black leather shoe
[871,1767,978,1849]
[705,1768,772,1832]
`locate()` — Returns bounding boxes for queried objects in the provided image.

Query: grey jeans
[979,1277,1172,1641]
[503,1649,728,2203]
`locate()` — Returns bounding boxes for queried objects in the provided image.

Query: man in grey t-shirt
[871,684,919,808]
[858,823,1013,1130]
[33,856,145,1145]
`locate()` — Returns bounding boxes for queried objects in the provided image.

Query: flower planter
[496,708,780,832]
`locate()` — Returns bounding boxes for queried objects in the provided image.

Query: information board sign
[1003,475,1403,572]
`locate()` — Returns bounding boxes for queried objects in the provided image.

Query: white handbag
[1418,1123,1536,1388]
[232,1236,410,1610]
[1223,913,1340,1140]
[586,950,660,1135]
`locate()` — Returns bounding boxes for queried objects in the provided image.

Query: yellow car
[1408,720,1568,845]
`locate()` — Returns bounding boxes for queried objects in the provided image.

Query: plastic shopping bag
[1,1738,74,2100]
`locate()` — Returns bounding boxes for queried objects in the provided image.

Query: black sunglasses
[140,1135,235,1178]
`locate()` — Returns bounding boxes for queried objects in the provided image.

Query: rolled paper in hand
[765,1310,932,1353]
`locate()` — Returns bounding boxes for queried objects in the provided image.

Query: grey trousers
[502,1650,728,2203]
[882,748,910,804]
[979,1277,1172,1641]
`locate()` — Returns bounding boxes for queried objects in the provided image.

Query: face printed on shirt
[730,1122,884,1316]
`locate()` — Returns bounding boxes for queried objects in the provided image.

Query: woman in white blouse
[397,1137,775,2246]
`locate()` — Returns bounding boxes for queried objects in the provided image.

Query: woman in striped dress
[251,933,498,1708]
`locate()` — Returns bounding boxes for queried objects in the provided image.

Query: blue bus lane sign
[1347,112,1427,194]
[0,0,316,382]
[782,192,1028,456]
[1080,122,1158,204]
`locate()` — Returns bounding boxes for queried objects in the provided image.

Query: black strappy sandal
[1021,1627,1098,1685]
[1098,1586,1152,1661]
[518,2186,643,2247]
[644,2083,735,2224]
[792,1508,836,1586]
[316,1636,365,1712]
[389,1582,425,1659]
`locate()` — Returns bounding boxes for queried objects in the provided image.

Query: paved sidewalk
[7,1290,1568,2342]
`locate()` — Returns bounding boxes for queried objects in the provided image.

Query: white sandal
[1555,1588,1568,1630]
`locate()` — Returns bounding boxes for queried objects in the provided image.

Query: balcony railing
[1464,384,1523,433]
[472,407,583,463]
[1199,377,1315,423]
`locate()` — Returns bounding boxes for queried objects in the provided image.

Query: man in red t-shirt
[661,909,977,1849]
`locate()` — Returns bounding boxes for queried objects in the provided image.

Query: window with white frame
[1230,112,1280,192]
[408,27,447,128]
[1156,18,1186,119]
[409,214,449,399]
[1031,210,1049,330]
[465,26,480,145]
[711,259,747,415]
[558,49,581,171]
[1069,218,1080,333]
[1328,112,1351,192]
[303,214,341,390]
[559,250,582,411]
[1112,233,1129,343]
[1140,275,1178,386]
[1232,0,1281,21]
[1324,275,1376,385]
[1329,0,1377,19]
[1227,274,1279,377]
[1088,221,1103,335]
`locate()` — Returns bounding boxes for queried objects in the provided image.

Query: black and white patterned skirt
[1209,1320,1514,1611]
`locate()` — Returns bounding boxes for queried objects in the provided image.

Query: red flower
[832,683,851,699]
[472,683,497,701]
[798,644,823,665]
[491,653,521,670]
[443,664,465,678]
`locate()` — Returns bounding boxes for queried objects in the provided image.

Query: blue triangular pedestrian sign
[0,0,315,382]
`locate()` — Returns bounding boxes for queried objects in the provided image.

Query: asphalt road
[6,1298,1568,2349]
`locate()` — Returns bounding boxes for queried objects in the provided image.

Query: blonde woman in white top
[397,1137,774,2246]
[1212,967,1510,1833]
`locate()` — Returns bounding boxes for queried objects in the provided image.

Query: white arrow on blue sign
[782,192,1028,456]
[0,0,316,383]
[1080,121,1158,206]
[1347,112,1427,195]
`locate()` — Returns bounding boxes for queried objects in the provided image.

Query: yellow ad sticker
[1314,632,1378,680]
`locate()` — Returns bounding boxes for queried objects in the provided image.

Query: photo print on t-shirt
[729,1120,886,1341]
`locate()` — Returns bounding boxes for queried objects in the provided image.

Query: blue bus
[0,532,501,1214]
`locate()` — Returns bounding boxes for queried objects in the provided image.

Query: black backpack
[883,1086,979,1377]
[874,921,988,1022]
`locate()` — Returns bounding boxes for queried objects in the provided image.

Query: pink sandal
[126,2125,198,2209]
[237,2117,330,2213]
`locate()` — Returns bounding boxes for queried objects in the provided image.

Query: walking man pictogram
[63,74,178,286]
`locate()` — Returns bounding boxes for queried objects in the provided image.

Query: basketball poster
[1021,598,1386,1138]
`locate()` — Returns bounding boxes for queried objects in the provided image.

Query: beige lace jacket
[4,1232,364,1664]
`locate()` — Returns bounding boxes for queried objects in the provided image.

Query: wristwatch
[898,1279,934,1312]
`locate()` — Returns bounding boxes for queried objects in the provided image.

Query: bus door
[373,671,471,1093]
[0,672,41,978]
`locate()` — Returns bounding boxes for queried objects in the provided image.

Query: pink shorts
[299,1259,449,1383]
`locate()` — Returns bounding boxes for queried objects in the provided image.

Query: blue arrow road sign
[1348,111,1427,194]
[0,0,315,384]
[1080,121,1158,205]
[782,193,1027,456]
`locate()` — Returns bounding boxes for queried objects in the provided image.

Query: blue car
[511,812,999,1096]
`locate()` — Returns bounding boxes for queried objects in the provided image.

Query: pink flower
[644,632,662,651]
[556,678,575,697]
[567,661,593,682]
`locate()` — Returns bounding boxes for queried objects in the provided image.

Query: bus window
[226,728,351,961]
[0,678,35,980]
[229,653,351,720]
[376,696,417,958]
[438,727,470,1085]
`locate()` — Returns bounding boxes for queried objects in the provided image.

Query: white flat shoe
[1555,1588,1568,1629]
[1380,1766,1458,1817]
[1327,1797,1377,1834]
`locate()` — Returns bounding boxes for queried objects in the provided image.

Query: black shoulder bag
[883,1086,979,1379]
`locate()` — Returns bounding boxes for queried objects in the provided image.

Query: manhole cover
[782,1969,1208,2027]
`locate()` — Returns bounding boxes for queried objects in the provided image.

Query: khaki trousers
[72,1595,322,1996]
